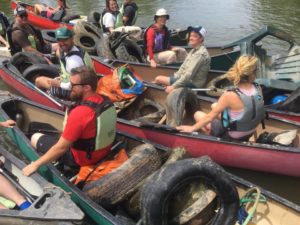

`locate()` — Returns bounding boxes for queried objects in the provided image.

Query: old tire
[74,20,102,39]
[41,30,56,43]
[206,74,233,97]
[141,156,239,225]
[96,34,115,59]
[83,143,162,209]
[61,14,81,23]
[114,38,144,63]
[87,11,101,28]
[133,98,166,123]
[10,52,48,73]
[73,32,99,54]
[22,64,60,82]
[165,88,198,127]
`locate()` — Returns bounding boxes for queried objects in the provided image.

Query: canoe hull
[116,119,300,177]
[11,1,73,30]
[1,60,300,177]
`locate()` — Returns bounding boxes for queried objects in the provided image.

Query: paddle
[142,81,217,93]
[0,160,37,202]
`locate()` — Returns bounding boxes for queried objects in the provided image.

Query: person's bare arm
[22,137,71,176]
[177,93,230,132]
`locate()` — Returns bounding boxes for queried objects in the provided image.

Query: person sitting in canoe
[0,120,31,210]
[0,174,31,210]
[144,8,187,68]
[35,27,88,92]
[119,0,138,26]
[112,0,142,40]
[22,66,117,177]
[7,6,58,56]
[0,11,9,47]
[101,0,122,33]
[177,55,265,141]
[34,0,67,21]
[153,26,211,93]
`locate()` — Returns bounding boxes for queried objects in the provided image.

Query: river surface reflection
[0,0,299,206]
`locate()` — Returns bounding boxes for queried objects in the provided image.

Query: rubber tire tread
[10,52,48,73]
[114,39,142,63]
[83,143,162,209]
[74,20,102,39]
[22,64,60,81]
[165,88,198,127]
[206,74,231,97]
[141,156,239,225]
[61,14,81,23]
[96,34,115,59]
[87,11,101,28]
[41,29,56,43]
[73,32,99,54]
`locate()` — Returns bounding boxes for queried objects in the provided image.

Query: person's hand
[171,47,179,52]
[176,125,195,133]
[150,59,157,68]
[165,85,175,93]
[0,120,16,128]
[22,162,39,176]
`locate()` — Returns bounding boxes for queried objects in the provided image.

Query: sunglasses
[70,82,87,88]
[20,14,28,19]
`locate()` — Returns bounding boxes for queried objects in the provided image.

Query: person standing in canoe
[177,55,265,141]
[7,6,58,56]
[153,26,210,93]
[22,66,117,176]
[144,8,187,68]
[34,0,67,21]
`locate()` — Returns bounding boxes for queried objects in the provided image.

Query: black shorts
[36,135,79,169]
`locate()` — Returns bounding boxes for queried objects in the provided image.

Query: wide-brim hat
[154,8,170,20]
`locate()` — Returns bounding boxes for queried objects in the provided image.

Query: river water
[0,0,300,206]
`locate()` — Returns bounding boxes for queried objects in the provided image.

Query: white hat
[188,26,206,38]
[154,8,169,19]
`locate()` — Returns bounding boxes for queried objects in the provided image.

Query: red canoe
[1,59,300,177]
[92,56,300,123]
[11,0,74,30]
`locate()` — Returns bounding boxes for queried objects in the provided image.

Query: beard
[70,91,83,101]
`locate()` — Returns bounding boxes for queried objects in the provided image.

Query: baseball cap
[188,26,206,38]
[154,8,170,20]
[14,6,27,17]
[55,27,73,39]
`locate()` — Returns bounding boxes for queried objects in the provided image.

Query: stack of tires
[77,12,145,62]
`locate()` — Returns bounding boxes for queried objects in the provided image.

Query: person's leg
[0,174,28,207]
[175,47,187,62]
[34,4,47,15]
[155,51,176,65]
[194,111,210,134]
[153,75,171,86]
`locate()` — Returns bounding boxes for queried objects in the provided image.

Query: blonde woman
[177,55,265,141]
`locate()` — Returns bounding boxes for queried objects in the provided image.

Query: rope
[239,187,267,225]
